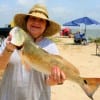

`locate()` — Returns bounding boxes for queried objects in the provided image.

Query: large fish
[10,27,100,100]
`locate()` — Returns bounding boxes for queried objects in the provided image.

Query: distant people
[74,31,82,44]
[80,33,88,45]
[74,31,88,45]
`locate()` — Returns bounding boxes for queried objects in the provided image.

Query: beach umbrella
[63,21,80,26]
[68,17,100,33]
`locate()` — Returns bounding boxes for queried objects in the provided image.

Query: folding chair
[96,42,100,56]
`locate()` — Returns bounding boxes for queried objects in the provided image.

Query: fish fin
[81,78,100,100]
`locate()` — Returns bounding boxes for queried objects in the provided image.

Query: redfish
[10,27,100,100]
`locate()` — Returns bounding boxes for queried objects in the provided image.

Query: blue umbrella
[63,21,80,26]
[68,17,100,33]
[73,17,100,25]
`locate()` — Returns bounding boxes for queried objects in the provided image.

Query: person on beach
[74,31,82,44]
[0,4,66,100]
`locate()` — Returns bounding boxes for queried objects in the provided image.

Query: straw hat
[14,4,61,37]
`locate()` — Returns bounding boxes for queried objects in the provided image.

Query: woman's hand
[0,35,17,69]
[46,66,66,86]
[5,35,16,52]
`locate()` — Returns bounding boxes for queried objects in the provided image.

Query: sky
[0,0,100,27]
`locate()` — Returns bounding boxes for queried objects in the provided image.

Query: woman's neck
[28,33,44,43]
[33,35,44,43]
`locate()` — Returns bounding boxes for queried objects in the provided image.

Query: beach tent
[64,17,100,34]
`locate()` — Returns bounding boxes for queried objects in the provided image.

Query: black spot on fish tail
[84,80,88,84]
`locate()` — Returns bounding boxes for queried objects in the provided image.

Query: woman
[0,4,66,100]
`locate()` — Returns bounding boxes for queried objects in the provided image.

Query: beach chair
[96,42,100,56]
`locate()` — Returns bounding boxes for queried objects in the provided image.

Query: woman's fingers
[58,70,66,84]
[51,66,66,84]
[6,35,16,52]
[51,66,60,81]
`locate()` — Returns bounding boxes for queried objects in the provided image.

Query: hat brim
[14,13,61,37]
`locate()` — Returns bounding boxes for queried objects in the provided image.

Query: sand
[51,37,100,100]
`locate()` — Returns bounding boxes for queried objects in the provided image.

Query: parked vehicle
[0,27,12,37]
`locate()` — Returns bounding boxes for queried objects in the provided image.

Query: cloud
[0,5,14,26]
[0,4,9,13]
[18,0,29,5]
[36,0,47,4]
[48,6,76,24]
[50,6,67,18]
[17,0,47,7]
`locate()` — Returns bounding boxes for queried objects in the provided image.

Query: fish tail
[80,78,100,100]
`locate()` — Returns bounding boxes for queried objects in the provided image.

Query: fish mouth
[16,45,24,50]
[10,27,25,46]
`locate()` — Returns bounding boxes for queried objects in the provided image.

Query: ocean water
[71,28,100,39]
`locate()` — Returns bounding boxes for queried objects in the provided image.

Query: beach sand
[51,37,100,100]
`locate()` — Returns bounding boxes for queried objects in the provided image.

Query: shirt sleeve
[38,38,59,55]
[44,42,59,55]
